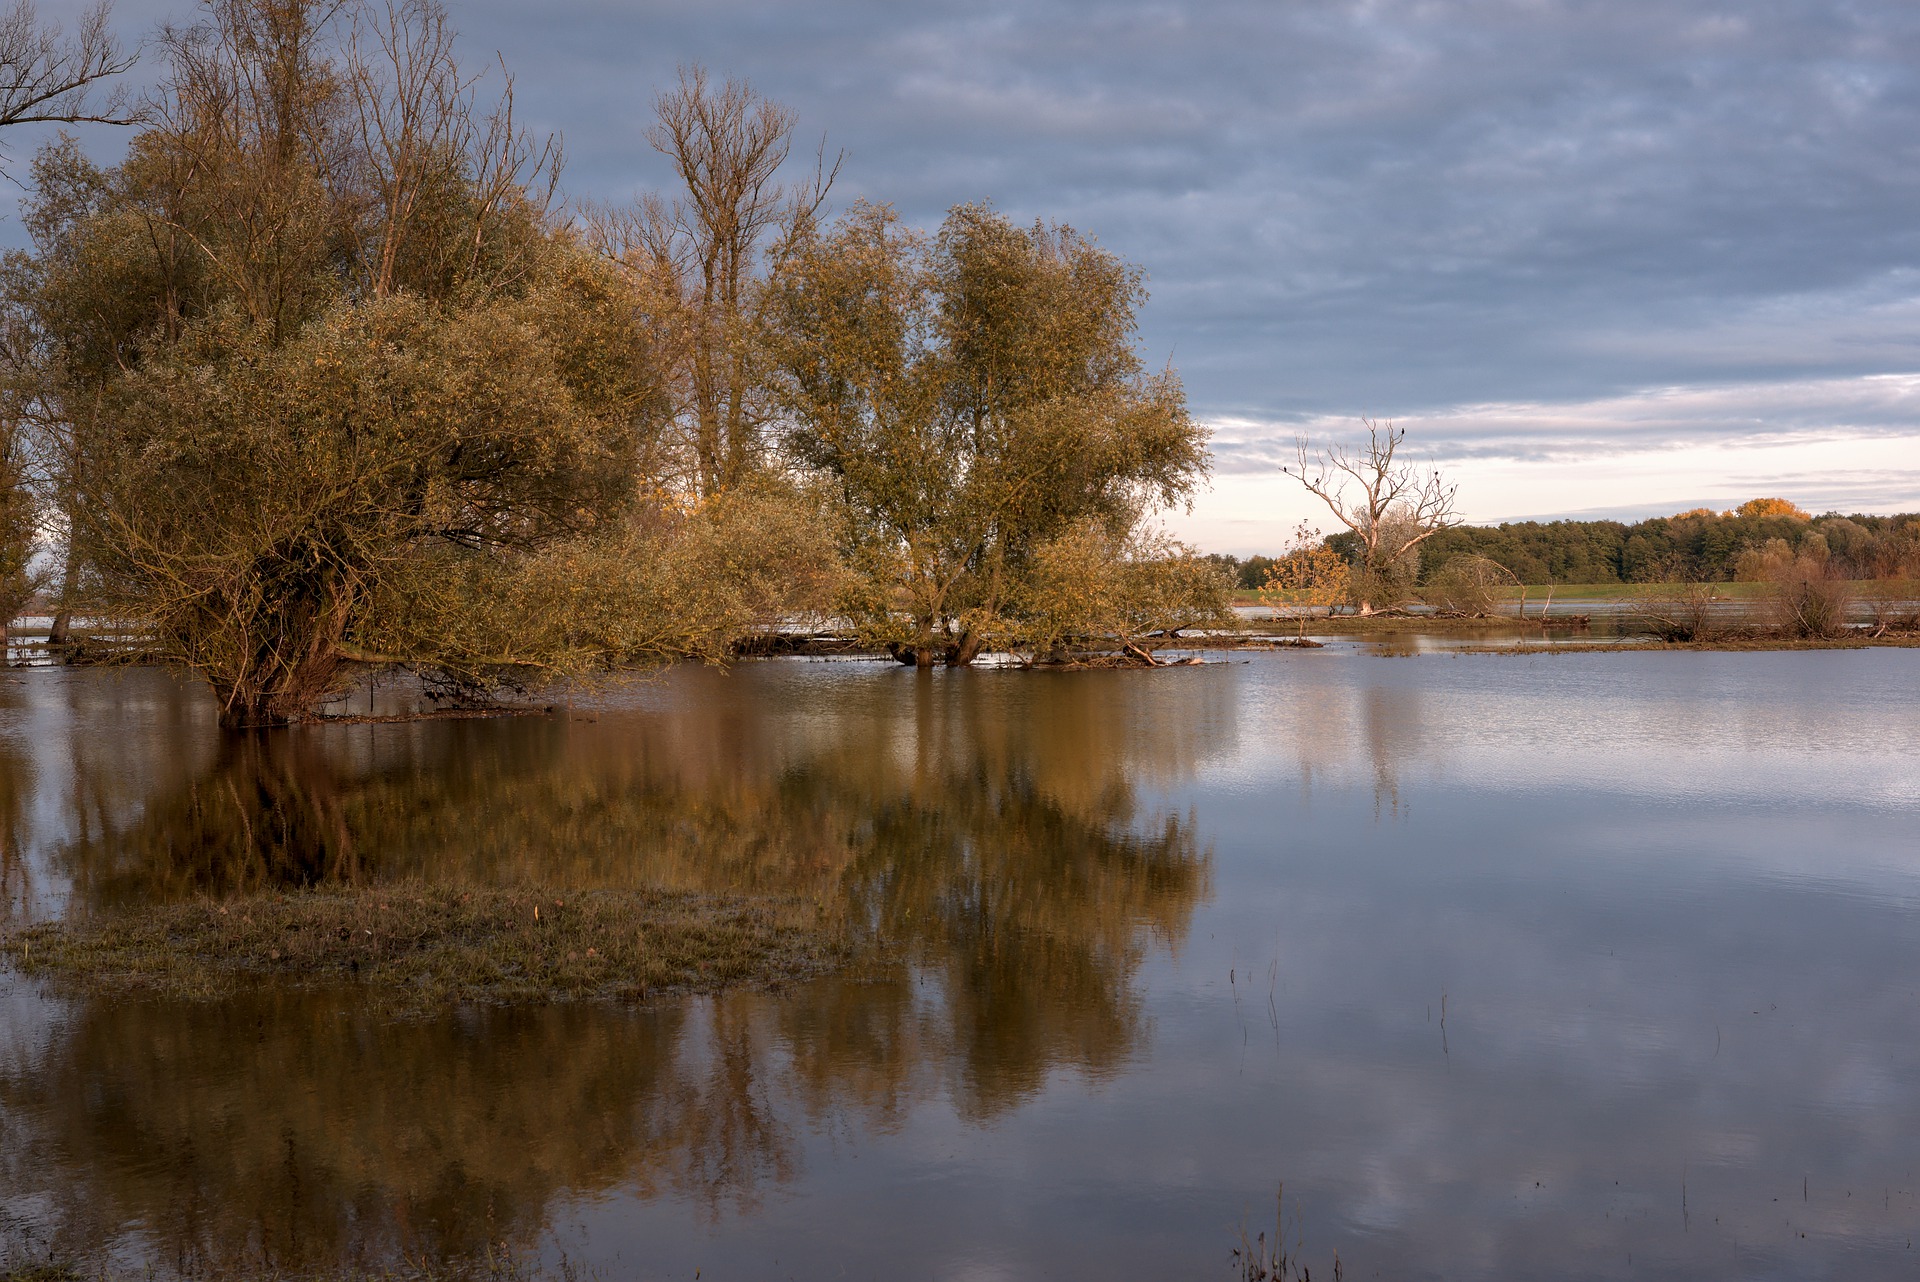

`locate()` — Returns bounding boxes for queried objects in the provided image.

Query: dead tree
[1284,419,1460,614]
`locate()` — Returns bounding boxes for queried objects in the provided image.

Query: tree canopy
[0,4,1219,714]
[767,200,1212,666]
[7,0,665,724]
[1400,506,1919,585]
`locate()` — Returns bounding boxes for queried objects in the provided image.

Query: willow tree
[768,201,1209,666]
[8,0,666,726]
[1011,522,1232,664]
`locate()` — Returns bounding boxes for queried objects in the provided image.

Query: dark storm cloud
[25,0,1920,470]
[438,0,1920,421]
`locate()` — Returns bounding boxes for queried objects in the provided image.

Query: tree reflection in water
[0,664,1225,1272]
[0,729,32,920]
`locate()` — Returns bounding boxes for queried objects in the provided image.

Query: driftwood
[1026,642,1207,670]
[1121,643,1207,667]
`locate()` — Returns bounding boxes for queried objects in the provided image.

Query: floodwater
[2,648,1918,1280]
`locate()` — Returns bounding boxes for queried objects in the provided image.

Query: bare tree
[0,0,138,135]
[591,65,838,496]
[1284,419,1459,614]
[145,0,344,343]
[0,0,136,651]
[342,0,561,302]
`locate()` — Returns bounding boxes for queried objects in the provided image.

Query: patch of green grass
[1,883,852,1015]
[1507,581,1772,601]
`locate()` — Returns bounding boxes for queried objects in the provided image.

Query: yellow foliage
[1013,521,1233,659]
[1734,497,1810,520]
[1258,522,1350,635]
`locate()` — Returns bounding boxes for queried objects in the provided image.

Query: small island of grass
[1,884,854,1015]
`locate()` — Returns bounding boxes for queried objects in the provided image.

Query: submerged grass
[0,1268,88,1282]
[0,883,852,1014]
[0,1256,571,1282]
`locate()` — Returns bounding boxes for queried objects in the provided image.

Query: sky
[17,0,1920,554]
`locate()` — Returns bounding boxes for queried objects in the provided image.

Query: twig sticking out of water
[1234,1184,1344,1282]
[1268,958,1280,1048]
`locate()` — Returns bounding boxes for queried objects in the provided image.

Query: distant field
[1232,581,1784,606]
[1501,582,1767,602]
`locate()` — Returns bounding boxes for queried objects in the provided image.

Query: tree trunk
[210,636,346,729]
[885,641,935,667]
[214,686,295,731]
[47,540,75,651]
[945,629,985,667]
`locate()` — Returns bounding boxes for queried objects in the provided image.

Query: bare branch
[1282,418,1460,613]
[620,64,829,496]
[0,0,140,137]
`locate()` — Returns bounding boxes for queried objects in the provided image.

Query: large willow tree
[768,202,1218,667]
[7,0,673,726]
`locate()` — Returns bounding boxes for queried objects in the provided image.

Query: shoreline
[1445,633,1920,654]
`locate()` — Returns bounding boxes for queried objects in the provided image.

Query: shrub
[1630,571,1722,642]
[1765,554,1856,639]
[1421,554,1517,617]
[1859,579,1920,634]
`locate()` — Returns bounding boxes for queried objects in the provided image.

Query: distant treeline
[1217,508,1920,587]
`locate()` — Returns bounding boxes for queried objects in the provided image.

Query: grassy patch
[1507,581,1766,601]
[0,1267,88,1282]
[1229,581,1786,607]
[0,1260,564,1282]
[1,884,852,1014]
[1234,614,1544,635]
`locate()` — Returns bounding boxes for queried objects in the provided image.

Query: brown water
[2,650,1918,1279]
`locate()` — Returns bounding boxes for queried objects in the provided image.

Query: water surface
[2,650,1917,1279]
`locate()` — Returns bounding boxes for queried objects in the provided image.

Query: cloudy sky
[23,0,1920,552]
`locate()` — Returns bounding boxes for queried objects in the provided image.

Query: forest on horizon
[1218,502,1920,589]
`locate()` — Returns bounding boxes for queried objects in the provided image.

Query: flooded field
[2,649,1917,1279]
